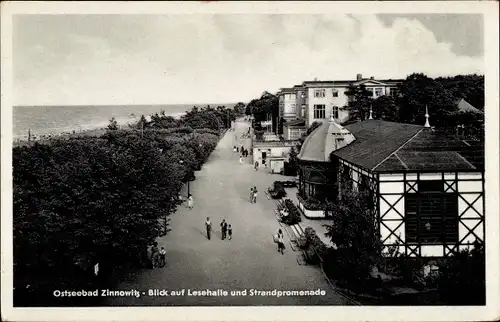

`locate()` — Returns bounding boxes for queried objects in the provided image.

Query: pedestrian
[236,146,239,153]
[254,161,259,171]
[241,145,244,154]
[228,224,232,240]
[220,219,228,240]
[205,217,212,240]
[253,186,258,203]
[187,194,194,209]
[159,247,166,267]
[233,146,237,153]
[277,229,285,255]
[249,187,255,203]
[239,156,243,164]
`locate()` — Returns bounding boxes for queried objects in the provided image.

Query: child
[187,194,194,209]
[228,224,232,240]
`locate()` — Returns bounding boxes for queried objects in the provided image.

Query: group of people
[249,186,258,203]
[204,217,233,240]
[177,193,194,209]
[150,242,167,268]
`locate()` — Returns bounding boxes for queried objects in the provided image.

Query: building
[252,139,301,174]
[293,74,404,129]
[278,88,297,122]
[296,113,484,258]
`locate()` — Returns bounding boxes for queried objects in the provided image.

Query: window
[389,88,398,97]
[367,88,374,96]
[290,104,296,113]
[405,180,458,244]
[314,89,326,98]
[289,129,301,140]
[374,88,384,97]
[332,89,339,97]
[314,105,326,119]
[332,106,339,119]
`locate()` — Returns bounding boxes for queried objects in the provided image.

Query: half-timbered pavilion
[331,118,484,258]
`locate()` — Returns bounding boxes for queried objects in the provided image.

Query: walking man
[220,219,228,240]
[159,247,166,267]
[253,186,258,203]
[205,217,212,240]
[254,161,259,171]
[250,187,255,203]
[277,229,285,255]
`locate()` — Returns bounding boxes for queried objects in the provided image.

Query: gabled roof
[352,79,388,86]
[331,120,479,172]
[456,98,483,114]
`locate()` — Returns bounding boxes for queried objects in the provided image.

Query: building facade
[278,88,297,122]
[295,115,484,258]
[290,74,403,131]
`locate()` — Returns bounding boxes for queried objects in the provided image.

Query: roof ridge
[372,128,425,171]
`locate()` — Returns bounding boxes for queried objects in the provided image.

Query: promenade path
[106,120,347,306]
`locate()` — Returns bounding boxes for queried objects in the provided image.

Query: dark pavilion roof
[331,120,479,172]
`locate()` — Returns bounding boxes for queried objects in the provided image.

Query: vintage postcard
[1,1,499,321]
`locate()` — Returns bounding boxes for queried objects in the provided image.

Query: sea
[12,103,235,140]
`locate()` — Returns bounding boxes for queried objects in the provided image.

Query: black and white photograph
[1,1,499,322]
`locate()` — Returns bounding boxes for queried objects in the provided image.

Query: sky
[13,14,484,106]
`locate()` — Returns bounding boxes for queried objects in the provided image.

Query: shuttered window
[405,180,458,244]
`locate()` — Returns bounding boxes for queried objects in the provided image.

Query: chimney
[356,74,363,81]
[370,76,374,80]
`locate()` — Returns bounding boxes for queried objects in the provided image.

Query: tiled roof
[331,120,479,172]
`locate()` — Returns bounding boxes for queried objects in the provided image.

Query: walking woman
[254,161,259,171]
[187,194,194,209]
[253,186,258,203]
[277,229,285,255]
[205,217,212,240]
[249,187,255,203]
[239,156,243,165]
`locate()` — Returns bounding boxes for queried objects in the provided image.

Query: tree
[372,95,399,122]
[397,73,458,128]
[246,92,279,131]
[233,102,246,116]
[435,74,484,111]
[342,84,373,123]
[437,241,485,305]
[324,188,383,289]
[107,117,118,130]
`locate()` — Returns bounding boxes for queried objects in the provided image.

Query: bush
[300,227,329,265]
[269,182,287,199]
[436,242,485,305]
[278,199,301,225]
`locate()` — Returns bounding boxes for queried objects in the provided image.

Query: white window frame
[314,89,326,98]
[374,87,384,97]
[332,106,339,119]
[314,104,326,119]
